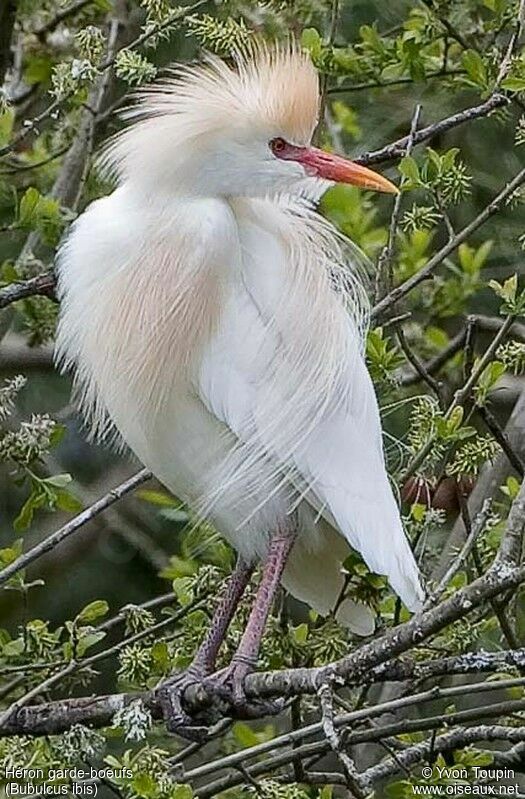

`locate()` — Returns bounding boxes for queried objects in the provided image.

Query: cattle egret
[55,44,424,734]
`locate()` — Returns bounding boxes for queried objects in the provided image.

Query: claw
[156,669,210,741]
[203,660,284,720]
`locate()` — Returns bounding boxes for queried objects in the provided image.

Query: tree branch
[356,93,508,167]
[0,469,151,587]
[372,167,525,320]
[362,725,525,785]
[1,481,524,743]
[0,272,56,309]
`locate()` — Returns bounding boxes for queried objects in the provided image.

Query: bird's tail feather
[327,483,425,613]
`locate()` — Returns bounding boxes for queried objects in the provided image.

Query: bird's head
[103,43,397,199]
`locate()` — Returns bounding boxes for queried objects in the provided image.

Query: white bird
[55,43,424,732]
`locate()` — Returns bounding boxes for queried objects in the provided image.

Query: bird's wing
[196,196,424,611]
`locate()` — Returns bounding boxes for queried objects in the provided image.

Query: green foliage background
[0,0,525,796]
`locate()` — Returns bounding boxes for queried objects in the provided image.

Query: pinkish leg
[192,557,253,673]
[206,519,298,710]
[158,556,253,737]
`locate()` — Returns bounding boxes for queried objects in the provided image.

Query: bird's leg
[205,518,298,713]
[157,556,253,736]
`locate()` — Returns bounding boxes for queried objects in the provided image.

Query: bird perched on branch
[56,43,424,734]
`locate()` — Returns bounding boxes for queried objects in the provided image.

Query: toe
[157,668,207,735]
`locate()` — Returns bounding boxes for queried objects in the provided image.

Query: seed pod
[432,475,475,513]
[401,476,434,508]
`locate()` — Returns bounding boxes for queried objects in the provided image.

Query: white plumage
[55,45,424,640]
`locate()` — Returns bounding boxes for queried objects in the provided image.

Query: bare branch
[356,94,508,167]
[318,682,367,797]
[426,498,492,607]
[0,469,151,587]
[0,272,56,309]
[478,403,525,477]
[32,0,96,38]
[399,327,467,386]
[0,483,523,746]
[494,0,525,88]
[375,104,421,301]
[328,70,465,95]
[362,725,525,785]
[372,166,525,320]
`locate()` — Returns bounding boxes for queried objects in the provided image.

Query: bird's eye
[270,137,287,156]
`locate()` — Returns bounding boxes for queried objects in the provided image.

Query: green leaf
[332,101,361,139]
[77,629,106,656]
[49,425,67,447]
[501,475,521,499]
[54,490,83,513]
[233,721,261,747]
[172,786,193,799]
[399,155,420,185]
[301,28,322,58]
[359,24,385,54]
[160,555,197,580]
[0,110,14,148]
[489,274,518,305]
[44,473,72,489]
[472,240,493,271]
[23,55,54,86]
[14,491,46,532]
[479,360,506,389]
[18,187,41,227]
[291,623,309,644]
[76,599,109,624]
[448,406,464,432]
[172,577,194,607]
[410,503,426,522]
[461,50,488,87]
[0,547,17,567]
[3,638,25,657]
[137,489,177,507]
[151,640,169,669]
[1,261,20,283]
[502,77,525,92]
[425,326,449,349]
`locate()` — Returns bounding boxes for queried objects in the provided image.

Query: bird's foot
[203,655,284,719]
[156,666,210,741]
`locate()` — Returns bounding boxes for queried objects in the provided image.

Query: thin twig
[314,0,340,145]
[362,725,525,785]
[328,69,464,94]
[401,315,517,480]
[399,327,467,386]
[0,469,151,586]
[356,93,508,167]
[426,498,492,607]
[478,404,525,477]
[193,699,525,797]
[32,0,96,37]
[396,326,444,405]
[375,104,421,301]
[373,167,525,320]
[494,0,525,88]
[318,682,368,797]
